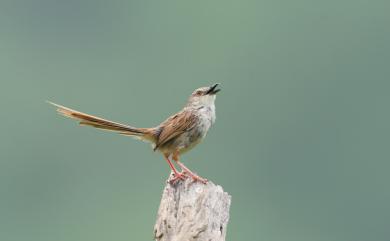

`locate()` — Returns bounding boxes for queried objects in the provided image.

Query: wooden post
[154,174,231,241]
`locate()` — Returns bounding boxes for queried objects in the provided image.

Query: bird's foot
[168,172,187,184]
[184,171,208,184]
[175,161,208,184]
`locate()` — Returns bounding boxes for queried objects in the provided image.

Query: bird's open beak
[206,83,221,95]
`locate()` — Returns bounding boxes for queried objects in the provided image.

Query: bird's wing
[155,110,199,150]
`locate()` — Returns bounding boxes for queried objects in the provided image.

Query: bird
[48,83,221,184]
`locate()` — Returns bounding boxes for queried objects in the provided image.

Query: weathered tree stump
[154,174,231,241]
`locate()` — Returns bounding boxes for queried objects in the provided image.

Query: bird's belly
[179,120,211,154]
[177,135,203,154]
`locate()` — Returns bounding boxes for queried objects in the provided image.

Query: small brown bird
[49,84,221,183]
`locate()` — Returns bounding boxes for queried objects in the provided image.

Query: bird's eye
[196,91,202,95]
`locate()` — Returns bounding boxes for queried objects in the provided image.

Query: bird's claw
[182,171,208,184]
[191,175,208,184]
[168,171,208,184]
[168,172,187,184]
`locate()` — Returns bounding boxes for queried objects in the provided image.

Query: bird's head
[187,83,221,107]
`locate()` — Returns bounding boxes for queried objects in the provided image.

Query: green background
[1,0,389,241]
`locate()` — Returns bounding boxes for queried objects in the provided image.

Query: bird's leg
[163,154,186,183]
[177,162,208,184]
[172,152,208,184]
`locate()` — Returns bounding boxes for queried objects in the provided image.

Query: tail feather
[48,101,156,142]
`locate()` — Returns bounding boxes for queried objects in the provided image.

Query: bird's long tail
[48,101,156,142]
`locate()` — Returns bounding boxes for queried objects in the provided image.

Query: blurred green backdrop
[1,0,389,241]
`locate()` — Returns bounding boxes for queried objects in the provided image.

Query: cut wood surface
[154,174,231,241]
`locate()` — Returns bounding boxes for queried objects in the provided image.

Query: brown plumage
[154,110,199,150]
[48,102,157,142]
[48,83,221,184]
